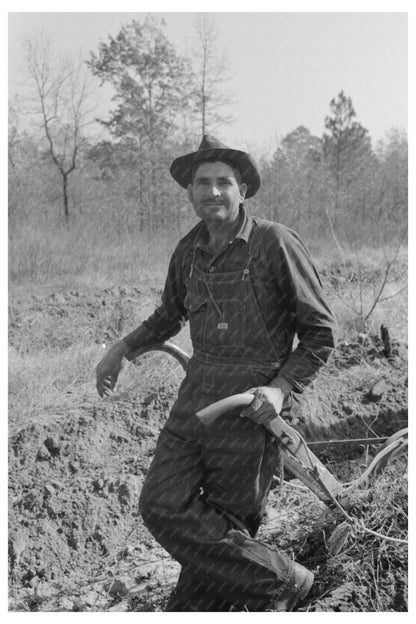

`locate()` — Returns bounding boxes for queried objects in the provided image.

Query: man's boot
[273,561,314,611]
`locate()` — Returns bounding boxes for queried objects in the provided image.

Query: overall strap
[188,221,205,278]
[247,218,270,260]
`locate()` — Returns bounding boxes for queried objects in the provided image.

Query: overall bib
[139,221,296,611]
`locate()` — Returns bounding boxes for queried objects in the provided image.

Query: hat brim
[170,147,261,199]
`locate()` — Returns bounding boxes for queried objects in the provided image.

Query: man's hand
[96,340,130,398]
[240,386,285,426]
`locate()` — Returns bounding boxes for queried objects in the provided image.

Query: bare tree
[23,32,94,223]
[191,14,235,136]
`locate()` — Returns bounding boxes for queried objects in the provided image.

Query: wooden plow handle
[197,394,408,512]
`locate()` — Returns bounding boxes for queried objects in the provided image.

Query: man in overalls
[96,136,337,611]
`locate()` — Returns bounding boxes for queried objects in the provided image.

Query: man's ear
[188,184,193,203]
[239,182,247,202]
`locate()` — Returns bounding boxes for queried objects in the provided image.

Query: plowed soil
[8,286,408,611]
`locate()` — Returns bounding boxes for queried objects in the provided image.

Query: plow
[130,341,408,516]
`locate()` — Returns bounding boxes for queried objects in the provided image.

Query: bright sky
[8,4,408,158]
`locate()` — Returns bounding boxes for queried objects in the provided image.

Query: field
[8,223,408,612]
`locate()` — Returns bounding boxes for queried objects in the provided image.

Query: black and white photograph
[7,3,409,614]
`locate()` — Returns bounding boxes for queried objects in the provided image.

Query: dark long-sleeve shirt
[124,209,337,393]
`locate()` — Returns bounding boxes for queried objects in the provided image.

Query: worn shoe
[274,561,314,611]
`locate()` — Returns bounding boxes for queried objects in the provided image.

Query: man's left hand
[240,386,285,426]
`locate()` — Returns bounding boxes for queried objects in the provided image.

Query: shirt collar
[193,205,254,249]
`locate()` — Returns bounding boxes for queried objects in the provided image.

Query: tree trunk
[62,173,70,224]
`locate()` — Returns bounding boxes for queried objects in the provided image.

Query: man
[96,135,337,611]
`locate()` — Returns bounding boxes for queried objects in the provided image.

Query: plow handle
[130,342,407,511]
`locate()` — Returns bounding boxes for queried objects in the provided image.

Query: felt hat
[170,135,261,199]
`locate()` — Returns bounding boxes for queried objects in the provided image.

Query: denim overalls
[139,220,297,611]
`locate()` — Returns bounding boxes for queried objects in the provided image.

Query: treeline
[8,15,407,247]
[255,114,407,244]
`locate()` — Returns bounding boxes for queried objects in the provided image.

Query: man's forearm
[268,375,294,398]
[121,323,159,361]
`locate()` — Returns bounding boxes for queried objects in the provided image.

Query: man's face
[188,161,247,226]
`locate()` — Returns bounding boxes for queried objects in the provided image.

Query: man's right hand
[96,340,130,397]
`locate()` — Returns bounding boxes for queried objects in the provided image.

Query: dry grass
[9,220,407,337]
[8,221,407,439]
[8,342,102,435]
[8,220,180,289]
